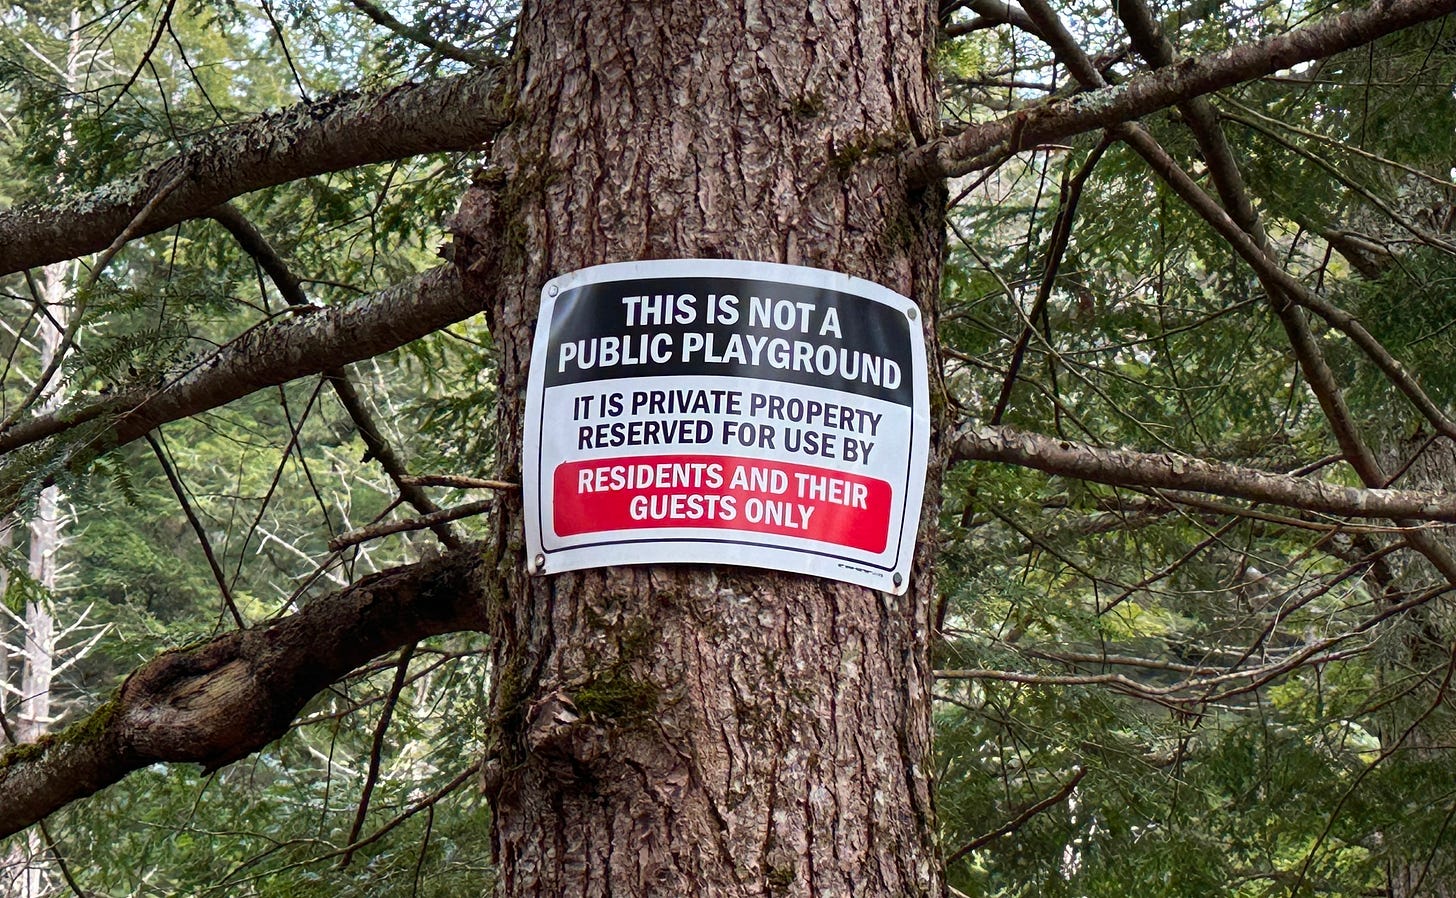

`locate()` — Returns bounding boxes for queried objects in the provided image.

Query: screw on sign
[522,259,929,594]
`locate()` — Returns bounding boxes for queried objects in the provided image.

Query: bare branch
[342,0,494,65]
[209,204,461,548]
[145,433,245,628]
[0,547,490,839]
[399,474,520,491]
[951,424,1456,524]
[989,137,1110,424]
[328,499,494,552]
[339,642,416,868]
[944,766,1087,864]
[960,0,1043,37]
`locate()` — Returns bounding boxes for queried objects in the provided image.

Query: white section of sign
[522,259,929,593]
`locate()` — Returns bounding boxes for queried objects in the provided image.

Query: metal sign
[522,259,929,593]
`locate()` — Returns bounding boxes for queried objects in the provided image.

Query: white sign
[522,259,929,594]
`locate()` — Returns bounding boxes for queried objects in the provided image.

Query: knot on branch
[118,636,274,772]
[448,168,508,322]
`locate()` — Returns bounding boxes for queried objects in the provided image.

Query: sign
[522,259,929,593]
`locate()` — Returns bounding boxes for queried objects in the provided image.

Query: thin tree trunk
[4,261,67,898]
[453,1,947,895]
[17,502,57,748]
[12,7,82,755]
[1,15,81,895]
[16,261,67,748]
[0,525,11,720]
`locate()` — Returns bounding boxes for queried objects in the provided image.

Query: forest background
[2,0,1456,895]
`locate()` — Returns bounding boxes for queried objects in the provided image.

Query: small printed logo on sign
[522,259,929,593]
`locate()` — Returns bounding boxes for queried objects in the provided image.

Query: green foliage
[1,0,1455,895]
[50,640,495,897]
[1333,247,1456,419]
[931,12,1456,895]
[0,4,501,890]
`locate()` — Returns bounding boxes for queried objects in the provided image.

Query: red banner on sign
[553,454,892,553]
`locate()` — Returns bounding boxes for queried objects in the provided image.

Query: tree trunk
[1,16,80,892]
[452,2,947,895]
[0,526,10,720]
[16,261,68,749]
[4,76,77,874]
[4,260,68,898]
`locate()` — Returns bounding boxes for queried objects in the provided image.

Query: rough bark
[0,547,489,840]
[0,68,506,277]
[451,1,946,895]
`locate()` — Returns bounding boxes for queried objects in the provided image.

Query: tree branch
[339,641,416,868]
[145,433,245,628]
[0,264,471,507]
[208,203,462,549]
[1021,0,1456,602]
[944,766,1087,864]
[989,136,1110,424]
[911,0,1456,182]
[960,0,1043,38]
[951,424,1456,524]
[400,474,520,491]
[328,499,494,552]
[0,547,490,839]
[342,0,494,65]
[0,66,506,276]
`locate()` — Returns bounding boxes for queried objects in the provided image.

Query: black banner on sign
[543,276,915,405]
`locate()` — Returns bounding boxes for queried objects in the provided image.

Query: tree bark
[451,2,946,895]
